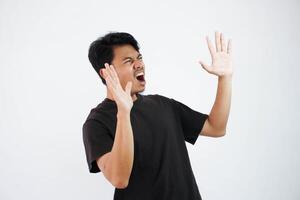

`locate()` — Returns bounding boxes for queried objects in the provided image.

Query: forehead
[113,45,139,60]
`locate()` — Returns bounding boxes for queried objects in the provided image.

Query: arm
[97,63,134,189]
[97,111,134,189]
[201,75,232,137]
[199,31,233,137]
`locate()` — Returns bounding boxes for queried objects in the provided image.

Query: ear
[99,68,104,79]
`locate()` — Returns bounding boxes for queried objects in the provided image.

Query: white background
[1,0,299,199]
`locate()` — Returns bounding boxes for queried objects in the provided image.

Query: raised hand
[198,31,233,77]
[102,63,133,113]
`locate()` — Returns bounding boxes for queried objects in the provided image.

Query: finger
[221,33,226,52]
[107,65,122,90]
[198,60,212,72]
[103,68,117,90]
[106,75,119,96]
[215,31,221,52]
[102,65,112,82]
[109,64,120,83]
[227,39,232,55]
[125,81,132,95]
[104,63,117,84]
[104,63,113,79]
[206,36,215,56]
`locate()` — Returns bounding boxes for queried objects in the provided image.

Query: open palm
[102,63,133,113]
[199,31,233,77]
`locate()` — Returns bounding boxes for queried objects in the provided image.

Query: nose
[133,59,144,70]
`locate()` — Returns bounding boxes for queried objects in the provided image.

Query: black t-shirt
[82,93,209,200]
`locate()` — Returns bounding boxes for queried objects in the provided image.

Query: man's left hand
[198,31,233,77]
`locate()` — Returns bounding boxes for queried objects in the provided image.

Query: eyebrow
[122,53,142,61]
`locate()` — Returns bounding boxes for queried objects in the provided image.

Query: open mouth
[135,72,145,82]
[136,74,145,82]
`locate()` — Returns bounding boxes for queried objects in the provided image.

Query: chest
[129,101,184,169]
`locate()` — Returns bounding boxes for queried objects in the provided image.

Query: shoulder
[85,99,117,121]
[82,99,117,132]
[82,116,112,141]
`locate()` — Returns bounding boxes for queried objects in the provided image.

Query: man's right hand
[102,63,133,114]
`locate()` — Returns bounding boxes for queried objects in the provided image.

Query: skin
[97,31,233,188]
[96,45,145,189]
[198,31,233,137]
[99,44,146,109]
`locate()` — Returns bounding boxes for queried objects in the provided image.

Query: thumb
[198,60,211,72]
[125,81,132,95]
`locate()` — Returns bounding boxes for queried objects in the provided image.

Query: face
[105,44,146,95]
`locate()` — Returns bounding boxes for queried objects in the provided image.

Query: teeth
[135,72,144,77]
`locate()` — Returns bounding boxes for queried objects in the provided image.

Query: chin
[132,86,145,94]
[134,89,145,94]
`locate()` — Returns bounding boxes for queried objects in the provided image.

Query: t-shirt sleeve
[82,119,114,173]
[170,98,209,145]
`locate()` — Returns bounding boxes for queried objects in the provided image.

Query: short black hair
[88,32,140,85]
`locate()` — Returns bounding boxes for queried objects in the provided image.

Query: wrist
[218,74,233,81]
[117,110,131,118]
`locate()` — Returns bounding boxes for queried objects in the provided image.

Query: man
[82,31,233,200]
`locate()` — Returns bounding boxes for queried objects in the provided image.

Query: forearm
[208,75,232,132]
[107,111,134,185]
